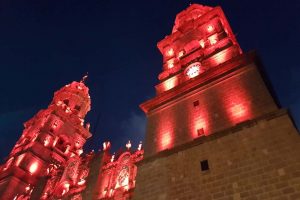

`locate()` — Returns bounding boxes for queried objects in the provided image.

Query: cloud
[120,112,146,144]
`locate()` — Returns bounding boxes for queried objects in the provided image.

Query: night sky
[0,0,300,161]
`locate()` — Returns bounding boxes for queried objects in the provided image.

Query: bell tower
[140,4,277,156]
[0,80,92,199]
[133,4,300,200]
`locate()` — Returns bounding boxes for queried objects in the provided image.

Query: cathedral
[0,4,300,200]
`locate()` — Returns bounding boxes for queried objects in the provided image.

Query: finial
[103,141,111,151]
[111,153,115,162]
[126,140,132,150]
[80,72,88,83]
[138,141,143,151]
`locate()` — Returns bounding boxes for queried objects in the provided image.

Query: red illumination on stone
[77,179,86,186]
[155,5,242,95]
[97,146,144,200]
[166,48,174,57]
[15,154,25,166]
[231,104,246,118]
[228,101,251,123]
[223,85,253,124]
[0,4,282,200]
[194,118,207,137]
[190,100,210,139]
[208,34,218,45]
[199,39,205,48]
[167,60,174,69]
[29,162,38,174]
[207,25,214,32]
[160,132,172,150]
[163,77,177,91]
[43,136,50,146]
[0,80,92,199]
[210,48,232,66]
[178,50,185,58]
[156,113,175,151]
[141,4,245,155]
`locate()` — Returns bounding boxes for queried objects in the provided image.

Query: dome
[52,81,91,118]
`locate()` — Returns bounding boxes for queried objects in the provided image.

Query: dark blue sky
[0,0,299,161]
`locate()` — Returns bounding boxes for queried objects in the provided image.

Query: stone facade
[133,110,300,200]
[134,3,300,200]
[0,80,92,199]
[0,80,143,200]
[143,55,278,157]
[0,3,299,200]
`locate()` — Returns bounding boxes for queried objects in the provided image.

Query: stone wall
[133,111,300,200]
[144,63,278,157]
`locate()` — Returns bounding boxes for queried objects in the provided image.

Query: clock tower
[133,4,300,200]
[140,4,277,156]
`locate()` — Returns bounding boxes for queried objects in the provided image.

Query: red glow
[190,104,210,139]
[225,91,252,124]
[15,154,25,166]
[64,183,70,188]
[97,150,143,200]
[157,113,175,152]
[25,185,30,191]
[163,77,177,91]
[29,162,38,174]
[156,3,242,97]
[0,81,92,199]
[109,189,114,197]
[77,149,83,155]
[231,104,246,118]
[44,137,50,146]
[77,179,85,186]
[166,48,174,57]
[160,132,172,150]
[61,183,70,196]
[167,60,174,69]
[209,47,237,66]
[207,25,214,32]
[178,50,185,58]
[124,185,129,191]
[52,137,58,147]
[211,49,229,65]
[194,118,207,137]
[199,39,205,48]
[2,158,13,171]
[208,34,218,45]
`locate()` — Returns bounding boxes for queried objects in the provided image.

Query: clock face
[185,62,201,78]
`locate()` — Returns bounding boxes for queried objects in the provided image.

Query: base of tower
[133,109,300,200]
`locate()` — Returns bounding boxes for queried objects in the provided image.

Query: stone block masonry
[133,110,300,200]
